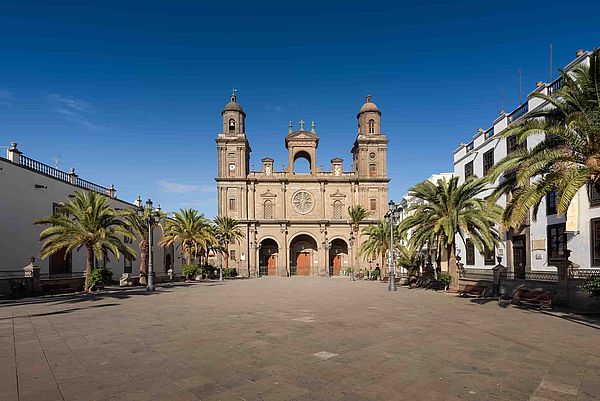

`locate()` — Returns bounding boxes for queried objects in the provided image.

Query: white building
[397,172,453,273]
[0,142,177,278]
[453,49,598,277]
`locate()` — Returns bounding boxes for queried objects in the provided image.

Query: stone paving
[0,278,599,401]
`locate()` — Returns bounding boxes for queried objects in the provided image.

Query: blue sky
[1,0,599,217]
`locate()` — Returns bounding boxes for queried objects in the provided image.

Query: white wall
[0,157,177,277]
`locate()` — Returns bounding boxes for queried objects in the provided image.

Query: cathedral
[215,93,389,277]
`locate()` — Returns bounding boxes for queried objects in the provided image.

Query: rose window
[292,190,314,214]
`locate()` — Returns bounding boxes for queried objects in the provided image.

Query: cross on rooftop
[299,119,305,131]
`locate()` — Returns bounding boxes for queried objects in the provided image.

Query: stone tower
[352,95,388,178]
[216,91,251,220]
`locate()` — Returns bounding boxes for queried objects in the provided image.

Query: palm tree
[160,209,214,265]
[123,208,164,285]
[359,219,394,276]
[490,48,600,227]
[397,244,421,278]
[34,191,136,291]
[399,177,502,291]
[347,205,371,270]
[213,216,245,279]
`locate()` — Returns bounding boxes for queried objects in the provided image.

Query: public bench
[512,288,553,309]
[459,285,487,299]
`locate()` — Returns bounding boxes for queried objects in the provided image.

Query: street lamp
[386,200,401,291]
[322,239,332,278]
[253,241,261,278]
[348,231,355,281]
[137,199,161,291]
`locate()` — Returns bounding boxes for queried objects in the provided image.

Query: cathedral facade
[215,94,389,277]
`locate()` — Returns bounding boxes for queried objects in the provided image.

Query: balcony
[548,76,564,95]
[508,102,529,124]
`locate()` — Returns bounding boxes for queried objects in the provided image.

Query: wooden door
[296,252,311,276]
[267,255,276,276]
[50,248,71,275]
[331,255,341,276]
[512,235,526,279]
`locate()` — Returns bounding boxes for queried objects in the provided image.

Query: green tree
[359,219,395,275]
[213,216,245,278]
[123,207,164,285]
[399,177,502,291]
[397,244,421,278]
[160,209,214,265]
[347,205,371,269]
[34,191,136,291]
[490,49,600,227]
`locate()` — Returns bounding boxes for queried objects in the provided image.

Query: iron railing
[501,271,558,282]
[484,127,494,140]
[569,268,600,279]
[548,77,564,94]
[466,141,474,151]
[0,270,26,278]
[508,103,529,124]
[39,271,86,280]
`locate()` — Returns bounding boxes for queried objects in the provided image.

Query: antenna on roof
[500,86,505,115]
[54,155,61,169]
[549,43,553,81]
[518,67,523,104]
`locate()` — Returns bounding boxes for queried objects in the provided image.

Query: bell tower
[216,91,251,221]
[216,90,251,179]
[352,95,388,178]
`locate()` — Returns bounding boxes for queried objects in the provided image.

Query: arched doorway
[329,238,348,276]
[289,234,318,276]
[259,238,279,276]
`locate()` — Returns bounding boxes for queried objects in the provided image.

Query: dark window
[465,239,475,265]
[589,183,600,206]
[547,223,567,262]
[464,161,474,179]
[546,191,557,215]
[369,164,376,177]
[368,119,375,134]
[228,119,236,132]
[484,246,495,265]
[229,198,236,211]
[507,135,526,154]
[483,149,494,175]
[264,200,273,219]
[229,250,236,260]
[592,219,600,266]
[369,198,377,211]
[124,257,132,274]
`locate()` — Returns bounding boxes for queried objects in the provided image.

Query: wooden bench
[512,288,553,309]
[459,285,487,298]
[426,280,447,291]
[40,283,75,296]
[381,276,401,284]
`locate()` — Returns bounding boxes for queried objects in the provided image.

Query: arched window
[264,200,274,219]
[333,200,343,220]
[368,119,375,134]
[228,119,236,132]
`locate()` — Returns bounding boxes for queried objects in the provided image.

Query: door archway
[329,238,348,276]
[289,234,318,276]
[259,238,279,276]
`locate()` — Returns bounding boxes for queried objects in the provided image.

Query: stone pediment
[329,190,346,199]
[259,189,277,198]
[285,131,319,146]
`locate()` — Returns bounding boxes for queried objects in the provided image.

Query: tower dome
[223,93,244,113]
[221,90,245,135]
[358,95,380,115]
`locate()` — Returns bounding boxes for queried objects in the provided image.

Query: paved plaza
[0,278,599,401]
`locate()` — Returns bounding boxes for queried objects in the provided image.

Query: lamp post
[386,200,401,292]
[137,199,161,291]
[349,231,355,281]
[322,239,332,277]
[254,241,261,278]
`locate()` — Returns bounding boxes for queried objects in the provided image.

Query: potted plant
[438,272,452,291]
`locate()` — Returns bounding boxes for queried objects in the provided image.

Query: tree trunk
[447,242,459,292]
[224,243,229,270]
[85,246,94,291]
[139,239,148,286]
